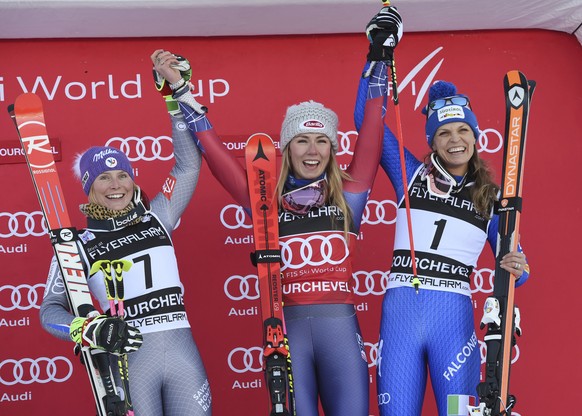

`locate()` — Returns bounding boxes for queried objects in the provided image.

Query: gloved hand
[151,49,207,115]
[70,315,143,355]
[366,6,403,63]
[151,49,192,115]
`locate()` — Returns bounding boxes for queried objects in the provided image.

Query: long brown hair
[428,146,499,219]
[277,149,354,236]
[467,147,499,219]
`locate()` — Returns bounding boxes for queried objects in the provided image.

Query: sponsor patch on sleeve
[162,174,177,200]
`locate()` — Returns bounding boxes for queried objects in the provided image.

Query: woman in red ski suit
[151,7,402,414]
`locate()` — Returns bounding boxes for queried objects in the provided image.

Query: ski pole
[92,260,115,312]
[381,0,421,292]
[111,260,135,416]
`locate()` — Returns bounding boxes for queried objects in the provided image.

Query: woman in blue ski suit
[354,80,531,416]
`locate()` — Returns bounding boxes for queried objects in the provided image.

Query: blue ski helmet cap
[422,81,480,147]
[76,146,134,195]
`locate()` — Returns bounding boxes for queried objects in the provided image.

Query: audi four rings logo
[48,274,67,296]
[0,356,73,385]
[477,129,504,154]
[378,392,391,406]
[334,128,504,155]
[479,340,520,365]
[361,200,398,225]
[365,341,379,368]
[227,347,263,373]
[369,338,522,371]
[336,131,358,157]
[471,268,495,294]
[280,234,349,270]
[332,128,502,157]
[220,200,397,230]
[224,274,260,301]
[106,136,174,162]
[0,211,47,238]
[0,284,45,311]
[220,204,252,230]
[353,270,389,296]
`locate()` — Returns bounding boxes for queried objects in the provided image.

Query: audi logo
[471,268,495,294]
[105,136,174,162]
[479,340,520,365]
[224,274,260,301]
[0,211,47,238]
[365,341,379,368]
[477,129,503,154]
[353,270,389,297]
[47,272,67,296]
[377,392,391,406]
[0,356,73,385]
[0,283,45,311]
[280,234,349,270]
[227,347,263,374]
[220,204,252,230]
[219,199,398,229]
[361,199,398,226]
[336,131,358,157]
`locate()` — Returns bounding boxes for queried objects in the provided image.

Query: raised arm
[345,5,406,228]
[152,49,250,209]
[353,6,421,201]
[344,60,387,193]
[149,112,203,233]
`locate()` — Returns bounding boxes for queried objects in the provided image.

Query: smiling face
[288,133,332,180]
[431,122,476,176]
[89,170,135,211]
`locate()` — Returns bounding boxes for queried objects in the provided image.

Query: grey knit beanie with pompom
[279,100,338,152]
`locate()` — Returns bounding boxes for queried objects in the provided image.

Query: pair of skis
[245,134,296,415]
[469,71,535,416]
[8,93,132,416]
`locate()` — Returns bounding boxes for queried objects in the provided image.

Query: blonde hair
[277,149,353,236]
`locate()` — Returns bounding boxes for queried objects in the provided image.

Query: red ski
[8,93,128,416]
[245,133,295,416]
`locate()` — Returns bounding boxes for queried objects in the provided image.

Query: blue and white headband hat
[280,100,339,152]
[74,146,134,195]
[422,81,480,147]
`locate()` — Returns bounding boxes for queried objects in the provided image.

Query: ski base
[9,93,128,416]
[245,133,295,415]
[475,71,535,416]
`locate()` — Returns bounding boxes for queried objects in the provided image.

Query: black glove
[366,6,403,63]
[70,315,143,354]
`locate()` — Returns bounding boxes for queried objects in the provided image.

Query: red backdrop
[1,29,581,416]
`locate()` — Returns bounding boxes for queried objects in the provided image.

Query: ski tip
[505,70,524,84]
[505,70,535,89]
[14,92,43,113]
[527,79,537,96]
[247,132,274,144]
